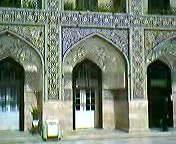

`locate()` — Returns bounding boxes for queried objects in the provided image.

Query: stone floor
[0,130,42,144]
[58,136,176,144]
[61,128,176,141]
[1,128,176,144]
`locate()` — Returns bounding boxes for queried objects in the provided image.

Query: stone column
[46,0,61,11]
[46,0,61,99]
[129,28,145,99]
[45,1,73,133]
[143,0,148,14]
[172,94,176,127]
[128,27,149,132]
[170,0,176,8]
[128,0,144,15]
[171,69,176,127]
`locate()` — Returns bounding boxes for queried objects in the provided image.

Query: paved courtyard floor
[1,128,176,144]
[58,136,176,144]
[25,136,176,144]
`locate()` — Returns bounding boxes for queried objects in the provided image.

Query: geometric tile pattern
[62,27,129,58]
[0,0,175,99]
[130,28,145,99]
[145,30,176,65]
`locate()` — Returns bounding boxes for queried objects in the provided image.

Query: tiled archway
[147,60,173,128]
[72,59,102,129]
[146,36,176,129]
[0,30,44,131]
[62,33,129,131]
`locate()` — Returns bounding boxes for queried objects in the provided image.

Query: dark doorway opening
[147,60,173,128]
[148,0,170,14]
[0,57,24,131]
[72,59,102,130]
[75,0,98,11]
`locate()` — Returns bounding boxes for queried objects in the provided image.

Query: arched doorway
[72,59,102,129]
[113,0,126,12]
[75,0,98,11]
[148,0,170,14]
[63,33,129,131]
[147,60,173,128]
[0,57,24,131]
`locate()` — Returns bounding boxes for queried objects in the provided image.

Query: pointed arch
[146,36,176,129]
[63,33,129,89]
[72,59,102,129]
[147,59,173,128]
[75,0,98,11]
[148,0,170,14]
[0,30,43,63]
[63,33,128,64]
[146,36,176,67]
[0,57,25,131]
[0,30,44,131]
[62,33,129,131]
[63,33,128,73]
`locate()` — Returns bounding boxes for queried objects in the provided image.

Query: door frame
[74,88,95,129]
[147,60,173,128]
[0,57,24,131]
[72,59,102,130]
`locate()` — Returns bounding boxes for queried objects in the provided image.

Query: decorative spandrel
[0,0,176,101]
[145,30,176,65]
[145,30,176,51]
[0,25,45,98]
[62,27,129,58]
[0,25,45,57]
[0,31,43,92]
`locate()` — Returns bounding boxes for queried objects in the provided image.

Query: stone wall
[129,100,149,132]
[113,89,129,131]
[172,94,176,127]
[0,0,175,133]
[24,91,38,131]
[103,90,115,129]
[43,89,129,132]
[102,89,129,131]
[43,100,73,132]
